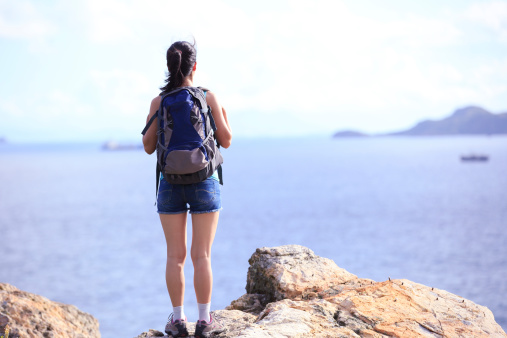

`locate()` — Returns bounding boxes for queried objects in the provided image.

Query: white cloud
[64,0,470,122]
[380,16,462,47]
[0,0,55,38]
[464,1,507,40]
[0,100,23,116]
[83,0,255,46]
[2,0,507,140]
[85,0,136,43]
[192,2,468,122]
[90,69,153,115]
[233,1,505,132]
[470,59,507,99]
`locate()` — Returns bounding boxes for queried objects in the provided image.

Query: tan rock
[136,244,507,338]
[210,309,258,337]
[328,279,506,337]
[214,300,358,337]
[253,299,359,337]
[133,329,165,337]
[225,293,268,315]
[246,245,357,302]
[0,283,100,338]
[239,245,506,337]
[133,310,257,338]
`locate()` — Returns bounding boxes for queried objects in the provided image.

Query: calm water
[0,136,506,337]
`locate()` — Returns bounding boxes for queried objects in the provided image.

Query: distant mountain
[332,106,507,137]
[389,106,507,136]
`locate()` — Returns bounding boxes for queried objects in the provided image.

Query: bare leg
[160,213,188,307]
[191,212,219,304]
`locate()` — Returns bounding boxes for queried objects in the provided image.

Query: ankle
[197,302,211,322]
[173,305,185,321]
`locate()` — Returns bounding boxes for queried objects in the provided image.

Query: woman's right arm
[142,96,161,154]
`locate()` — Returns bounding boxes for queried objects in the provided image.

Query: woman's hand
[142,96,161,154]
[206,91,232,148]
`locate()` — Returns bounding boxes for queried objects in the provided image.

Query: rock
[208,299,358,338]
[246,245,357,302]
[136,245,507,337]
[209,310,257,337]
[225,293,268,315]
[328,279,506,337]
[133,310,257,338]
[0,283,100,338]
[133,328,166,337]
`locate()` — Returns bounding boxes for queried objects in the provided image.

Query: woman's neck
[180,73,194,87]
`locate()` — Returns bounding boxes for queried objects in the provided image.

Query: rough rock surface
[246,245,358,302]
[136,245,507,338]
[0,283,100,338]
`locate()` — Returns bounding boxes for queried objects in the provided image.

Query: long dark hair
[160,41,197,93]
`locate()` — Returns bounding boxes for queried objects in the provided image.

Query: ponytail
[160,41,197,93]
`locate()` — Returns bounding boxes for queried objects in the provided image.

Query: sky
[1,0,507,142]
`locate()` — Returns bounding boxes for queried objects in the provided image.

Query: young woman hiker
[142,41,232,338]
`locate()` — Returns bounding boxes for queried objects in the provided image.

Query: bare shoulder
[148,95,162,116]
[151,95,162,107]
[205,90,218,104]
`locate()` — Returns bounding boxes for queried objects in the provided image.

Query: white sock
[173,305,185,321]
[198,303,211,322]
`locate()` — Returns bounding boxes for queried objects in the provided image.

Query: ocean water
[0,136,506,337]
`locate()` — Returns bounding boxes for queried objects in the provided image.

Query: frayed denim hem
[190,207,223,214]
[157,210,188,215]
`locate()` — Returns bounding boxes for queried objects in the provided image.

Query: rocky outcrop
[0,283,100,338]
[136,245,507,337]
[245,246,359,303]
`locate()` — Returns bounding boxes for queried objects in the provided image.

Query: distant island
[333,106,507,137]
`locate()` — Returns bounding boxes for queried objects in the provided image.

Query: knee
[190,251,211,266]
[167,250,186,266]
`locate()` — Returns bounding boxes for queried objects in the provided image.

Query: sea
[0,136,506,338]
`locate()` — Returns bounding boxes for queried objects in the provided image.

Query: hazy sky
[1,0,507,142]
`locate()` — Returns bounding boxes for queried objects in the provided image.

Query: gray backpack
[142,86,223,191]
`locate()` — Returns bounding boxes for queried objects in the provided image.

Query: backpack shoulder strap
[197,87,223,185]
[184,87,208,113]
[191,87,218,134]
[141,89,190,135]
[141,112,158,135]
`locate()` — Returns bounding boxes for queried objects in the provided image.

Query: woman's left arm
[206,91,232,148]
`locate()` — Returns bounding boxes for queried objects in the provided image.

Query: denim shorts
[157,177,222,214]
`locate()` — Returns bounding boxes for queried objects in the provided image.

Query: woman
[142,41,232,338]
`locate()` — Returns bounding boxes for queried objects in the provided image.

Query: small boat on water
[102,141,143,151]
[460,154,489,162]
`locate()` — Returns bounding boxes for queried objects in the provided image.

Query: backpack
[141,86,223,192]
